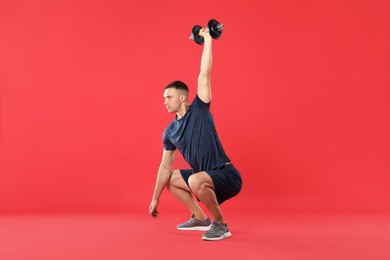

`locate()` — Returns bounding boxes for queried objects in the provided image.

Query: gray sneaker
[202,221,232,241]
[177,215,211,231]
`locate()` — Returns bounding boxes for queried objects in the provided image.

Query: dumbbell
[189,19,224,45]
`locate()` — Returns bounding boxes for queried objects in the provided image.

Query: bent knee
[188,173,213,192]
[188,175,198,191]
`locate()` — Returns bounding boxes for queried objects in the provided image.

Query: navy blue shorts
[180,163,242,205]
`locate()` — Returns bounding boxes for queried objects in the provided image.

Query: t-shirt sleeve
[162,130,176,150]
[190,95,210,111]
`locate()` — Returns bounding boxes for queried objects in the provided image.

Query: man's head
[163,81,189,114]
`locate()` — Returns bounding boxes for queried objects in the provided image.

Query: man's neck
[176,104,189,120]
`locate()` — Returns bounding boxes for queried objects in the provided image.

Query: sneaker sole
[177,225,211,231]
[202,231,232,241]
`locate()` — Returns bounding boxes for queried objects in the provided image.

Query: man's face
[163,88,182,113]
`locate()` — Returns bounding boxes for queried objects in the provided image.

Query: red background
[0,0,389,215]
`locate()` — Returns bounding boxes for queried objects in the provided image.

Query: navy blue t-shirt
[163,95,230,172]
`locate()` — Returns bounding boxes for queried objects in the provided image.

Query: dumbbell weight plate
[208,19,223,39]
[190,25,204,45]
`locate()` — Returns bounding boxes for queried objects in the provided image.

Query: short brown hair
[164,80,189,94]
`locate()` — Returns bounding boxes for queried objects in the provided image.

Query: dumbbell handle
[215,23,224,30]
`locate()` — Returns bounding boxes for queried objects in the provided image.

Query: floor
[0,212,389,260]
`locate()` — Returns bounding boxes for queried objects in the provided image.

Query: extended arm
[149,149,175,218]
[197,28,213,103]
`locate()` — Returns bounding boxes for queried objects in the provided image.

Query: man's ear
[180,95,185,102]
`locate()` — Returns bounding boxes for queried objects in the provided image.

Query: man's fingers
[150,210,159,219]
[152,211,159,219]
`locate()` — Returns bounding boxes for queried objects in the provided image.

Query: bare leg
[167,170,208,220]
[188,172,224,223]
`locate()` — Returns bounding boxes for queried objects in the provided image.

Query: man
[149,27,242,241]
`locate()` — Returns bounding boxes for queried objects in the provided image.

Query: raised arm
[197,28,213,103]
[149,149,175,218]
